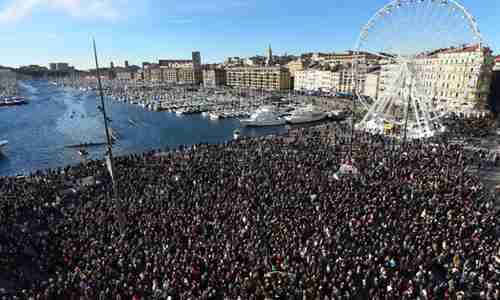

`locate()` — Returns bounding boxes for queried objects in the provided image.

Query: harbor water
[0,81,287,176]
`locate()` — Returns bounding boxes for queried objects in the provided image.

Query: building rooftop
[423,44,491,58]
[159,59,192,64]
[226,66,288,71]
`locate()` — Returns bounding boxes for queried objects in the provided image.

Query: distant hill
[0,65,15,71]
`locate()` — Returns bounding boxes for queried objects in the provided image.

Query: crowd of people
[1,123,499,299]
[442,114,496,139]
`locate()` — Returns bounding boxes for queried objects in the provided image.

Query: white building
[294,64,374,96]
[339,63,370,96]
[294,70,338,92]
[364,71,380,100]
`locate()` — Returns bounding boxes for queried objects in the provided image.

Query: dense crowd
[442,114,496,139]
[1,124,499,299]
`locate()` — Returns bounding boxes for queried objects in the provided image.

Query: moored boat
[0,140,8,155]
[209,112,220,120]
[233,129,241,140]
[285,105,327,124]
[240,106,286,127]
[0,97,28,107]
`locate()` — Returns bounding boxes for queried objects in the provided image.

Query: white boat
[0,140,7,154]
[78,149,89,157]
[233,129,241,140]
[239,106,286,127]
[209,112,220,120]
[285,105,327,124]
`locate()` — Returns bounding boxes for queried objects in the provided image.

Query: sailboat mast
[93,39,117,191]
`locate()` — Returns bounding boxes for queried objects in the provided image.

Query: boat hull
[0,140,8,155]
[240,119,286,127]
[0,98,28,107]
[209,114,220,120]
[285,114,327,124]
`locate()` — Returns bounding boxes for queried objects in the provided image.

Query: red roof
[495,56,500,62]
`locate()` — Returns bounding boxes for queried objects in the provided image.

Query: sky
[0,0,498,69]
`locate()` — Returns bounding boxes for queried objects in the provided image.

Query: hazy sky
[0,0,498,69]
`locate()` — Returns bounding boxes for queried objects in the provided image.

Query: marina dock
[58,79,351,122]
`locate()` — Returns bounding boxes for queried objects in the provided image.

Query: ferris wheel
[353,0,485,139]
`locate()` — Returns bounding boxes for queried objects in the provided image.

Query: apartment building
[157,52,202,69]
[162,68,177,83]
[203,69,227,87]
[177,68,202,85]
[378,44,494,111]
[294,69,338,92]
[226,67,290,91]
[115,68,135,81]
[153,51,202,84]
[311,51,380,66]
[159,59,193,69]
[287,59,305,77]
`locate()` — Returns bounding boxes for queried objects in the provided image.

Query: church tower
[267,44,273,66]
